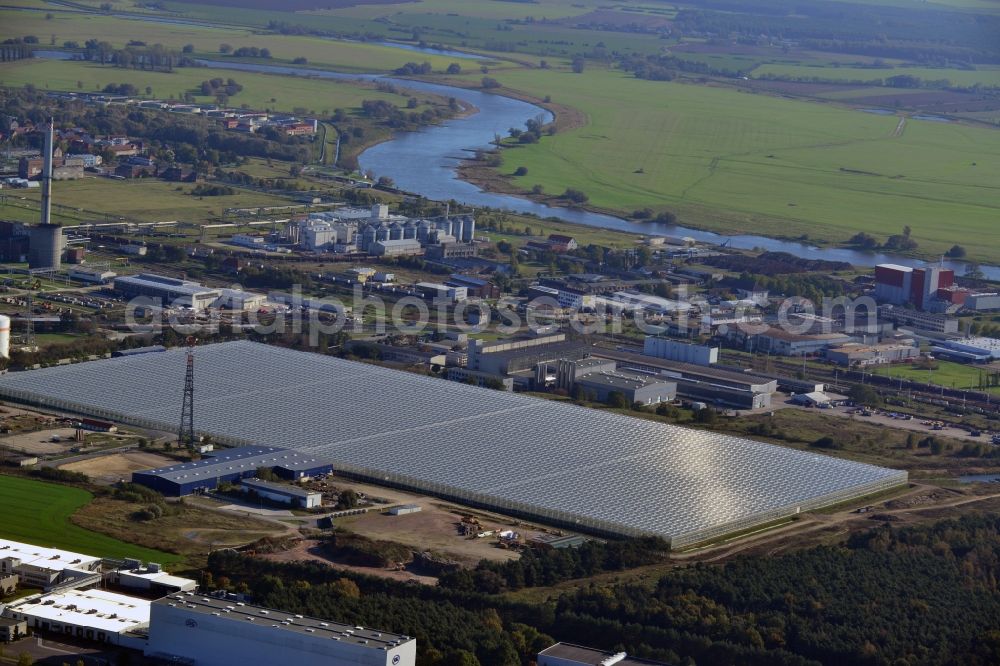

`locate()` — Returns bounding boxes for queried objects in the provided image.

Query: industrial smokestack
[41,117,53,227]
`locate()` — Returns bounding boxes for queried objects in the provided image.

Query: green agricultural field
[753,64,1000,88]
[872,360,1000,394]
[0,474,181,563]
[0,9,467,73]
[306,0,600,21]
[478,66,1000,261]
[8,176,294,223]
[0,58,426,115]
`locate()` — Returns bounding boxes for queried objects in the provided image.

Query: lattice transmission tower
[178,337,196,449]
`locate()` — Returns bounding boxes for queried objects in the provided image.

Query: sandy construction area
[0,428,79,455]
[59,450,176,484]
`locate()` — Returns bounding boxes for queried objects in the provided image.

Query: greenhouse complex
[0,341,907,548]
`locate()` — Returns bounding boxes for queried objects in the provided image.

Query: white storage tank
[0,314,9,358]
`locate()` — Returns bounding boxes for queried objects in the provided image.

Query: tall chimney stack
[41,117,53,226]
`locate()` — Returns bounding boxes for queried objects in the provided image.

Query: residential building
[145,593,416,666]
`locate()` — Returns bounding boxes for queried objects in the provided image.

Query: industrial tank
[0,314,10,359]
[28,224,63,270]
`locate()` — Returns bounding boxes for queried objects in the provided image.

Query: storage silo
[0,314,9,359]
[461,216,476,242]
[28,224,63,270]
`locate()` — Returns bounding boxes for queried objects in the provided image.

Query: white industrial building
[213,288,267,311]
[643,337,718,365]
[69,267,117,284]
[113,274,221,312]
[109,560,197,594]
[239,477,322,508]
[538,643,669,666]
[3,588,150,646]
[145,593,416,666]
[0,539,101,589]
[931,336,1000,362]
[415,282,467,303]
[603,291,693,315]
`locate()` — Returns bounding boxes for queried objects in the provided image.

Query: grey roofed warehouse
[0,341,907,548]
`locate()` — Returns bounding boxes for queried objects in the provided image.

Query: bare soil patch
[59,450,176,485]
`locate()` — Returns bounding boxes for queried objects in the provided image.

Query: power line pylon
[178,336,196,449]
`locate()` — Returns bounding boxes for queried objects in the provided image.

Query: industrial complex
[0,341,907,548]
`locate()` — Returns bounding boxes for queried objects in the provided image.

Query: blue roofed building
[131,446,333,496]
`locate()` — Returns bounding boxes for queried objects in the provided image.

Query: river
[35,51,1000,278]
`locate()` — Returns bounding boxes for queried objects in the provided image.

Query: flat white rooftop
[0,539,100,572]
[8,589,150,634]
[0,341,907,547]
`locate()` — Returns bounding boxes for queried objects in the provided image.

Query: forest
[206,513,1000,666]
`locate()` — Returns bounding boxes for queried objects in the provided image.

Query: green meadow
[0,474,181,563]
[0,8,468,72]
[0,58,429,115]
[753,64,1000,88]
[479,67,1000,261]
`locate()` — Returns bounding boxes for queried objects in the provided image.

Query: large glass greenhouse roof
[0,341,907,547]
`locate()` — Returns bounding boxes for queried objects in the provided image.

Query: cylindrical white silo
[0,314,10,359]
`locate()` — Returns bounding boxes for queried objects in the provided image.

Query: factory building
[825,343,919,367]
[642,337,718,365]
[874,264,955,310]
[539,643,669,666]
[131,446,333,496]
[69,267,117,284]
[108,560,197,594]
[145,593,416,666]
[931,337,1000,363]
[573,370,676,405]
[239,478,323,508]
[591,349,776,410]
[2,589,150,647]
[878,305,959,334]
[414,282,467,303]
[113,274,221,312]
[372,238,423,257]
[466,334,586,376]
[0,539,101,589]
[747,328,852,356]
[213,288,267,311]
[964,293,1000,312]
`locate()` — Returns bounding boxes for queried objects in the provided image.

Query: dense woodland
[205,514,1000,666]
